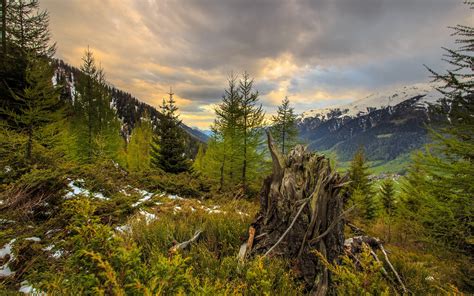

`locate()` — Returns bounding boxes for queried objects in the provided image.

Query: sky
[41,0,472,129]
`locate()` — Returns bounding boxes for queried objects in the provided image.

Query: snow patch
[24,237,41,242]
[139,210,156,224]
[132,189,155,207]
[19,281,45,295]
[0,239,16,277]
[65,179,110,201]
[167,194,183,200]
[115,225,132,233]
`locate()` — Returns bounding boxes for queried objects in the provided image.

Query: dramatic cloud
[42,0,472,128]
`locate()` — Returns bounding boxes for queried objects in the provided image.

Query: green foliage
[151,92,190,174]
[5,0,55,57]
[270,96,299,154]
[198,73,267,191]
[401,7,473,252]
[317,246,391,295]
[348,147,377,220]
[71,48,125,164]
[127,116,153,172]
[1,55,63,162]
[379,179,396,217]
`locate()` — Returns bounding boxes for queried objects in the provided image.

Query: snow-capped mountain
[301,83,440,120]
[298,83,444,165]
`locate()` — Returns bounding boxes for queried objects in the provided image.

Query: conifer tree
[127,115,153,172]
[380,178,396,216]
[5,0,55,56]
[403,3,473,250]
[192,143,205,173]
[214,74,243,186]
[271,96,298,154]
[1,55,62,161]
[239,72,265,190]
[73,48,123,163]
[1,0,55,122]
[151,89,190,173]
[379,178,396,241]
[348,147,376,220]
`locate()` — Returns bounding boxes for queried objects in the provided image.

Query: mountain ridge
[298,83,444,168]
[52,59,209,155]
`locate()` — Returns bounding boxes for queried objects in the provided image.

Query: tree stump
[246,131,349,295]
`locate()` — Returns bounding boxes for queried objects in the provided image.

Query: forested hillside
[52,59,208,156]
[0,0,472,295]
[298,85,446,166]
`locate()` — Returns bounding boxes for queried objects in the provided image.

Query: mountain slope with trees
[298,84,445,164]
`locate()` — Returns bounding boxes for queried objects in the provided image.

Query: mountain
[298,84,444,169]
[51,59,209,156]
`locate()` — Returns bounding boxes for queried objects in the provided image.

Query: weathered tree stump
[244,131,350,295]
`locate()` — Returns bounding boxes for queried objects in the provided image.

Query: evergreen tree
[348,147,376,220]
[380,178,396,216]
[127,115,153,172]
[379,178,397,242]
[1,55,62,162]
[271,96,298,154]
[213,74,243,186]
[151,90,190,173]
[239,72,265,190]
[402,3,473,250]
[1,0,55,123]
[5,0,55,56]
[72,48,123,163]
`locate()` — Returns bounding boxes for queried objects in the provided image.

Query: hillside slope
[298,84,443,164]
[52,59,209,156]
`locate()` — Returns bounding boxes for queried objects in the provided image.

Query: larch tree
[151,89,190,174]
[127,115,153,172]
[271,96,298,154]
[192,143,205,174]
[213,74,243,187]
[73,48,123,163]
[239,72,265,191]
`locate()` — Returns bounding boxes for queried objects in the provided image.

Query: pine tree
[348,147,376,220]
[239,72,265,190]
[151,89,190,173]
[271,96,298,154]
[402,3,473,250]
[127,115,153,172]
[0,55,62,162]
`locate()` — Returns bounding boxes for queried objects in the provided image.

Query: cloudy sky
[42,0,472,128]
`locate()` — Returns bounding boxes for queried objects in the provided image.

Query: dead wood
[169,230,202,255]
[246,130,350,294]
[344,235,407,294]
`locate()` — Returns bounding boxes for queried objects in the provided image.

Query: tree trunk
[246,131,349,295]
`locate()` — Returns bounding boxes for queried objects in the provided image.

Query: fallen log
[246,131,350,295]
